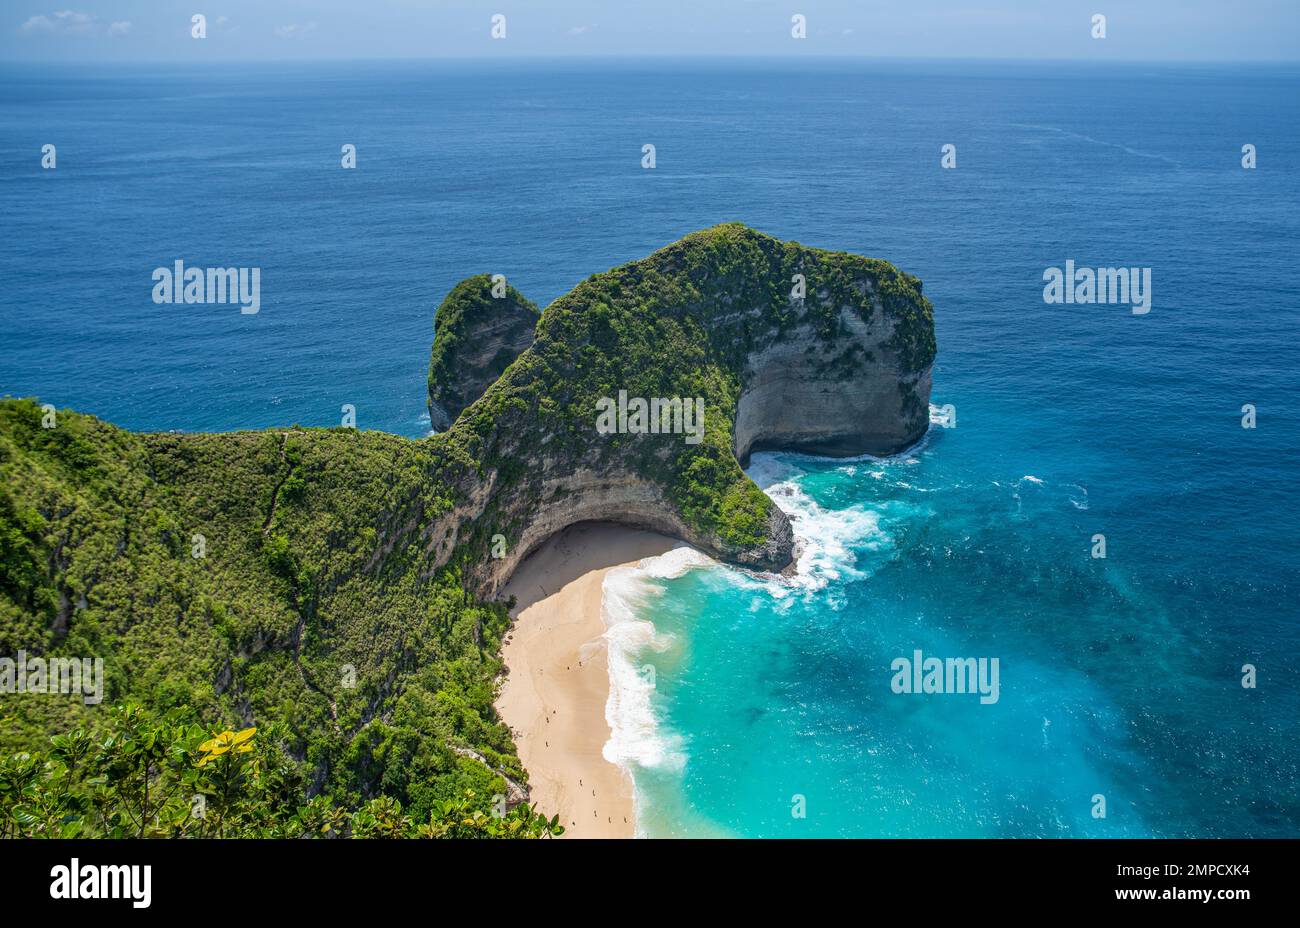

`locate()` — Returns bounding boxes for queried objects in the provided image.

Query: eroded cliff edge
[427,276,539,431]
[0,222,935,811]
[424,223,935,598]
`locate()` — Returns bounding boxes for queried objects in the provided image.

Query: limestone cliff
[423,223,935,598]
[427,276,539,431]
[0,223,935,815]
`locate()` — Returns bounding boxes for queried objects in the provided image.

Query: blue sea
[2,59,1297,837]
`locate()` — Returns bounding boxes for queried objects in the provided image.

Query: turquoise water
[2,59,1297,836]
[610,442,1294,838]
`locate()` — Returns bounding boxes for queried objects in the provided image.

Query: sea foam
[600,452,892,780]
[750,452,890,592]
[601,556,690,774]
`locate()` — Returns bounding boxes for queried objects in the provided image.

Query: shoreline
[496,522,678,839]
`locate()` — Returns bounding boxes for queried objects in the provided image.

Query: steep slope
[427,276,539,431]
[0,401,523,819]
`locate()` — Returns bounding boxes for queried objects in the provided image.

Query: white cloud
[20,10,128,37]
[53,10,93,31]
[19,15,54,33]
[274,22,317,39]
[568,25,593,36]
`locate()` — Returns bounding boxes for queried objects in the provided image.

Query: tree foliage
[0,704,561,839]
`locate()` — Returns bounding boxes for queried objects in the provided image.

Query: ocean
[2,58,1297,837]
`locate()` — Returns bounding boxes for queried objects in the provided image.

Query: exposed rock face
[733,304,932,464]
[421,224,935,600]
[426,463,795,601]
[427,276,539,431]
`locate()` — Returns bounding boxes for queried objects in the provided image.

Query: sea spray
[747,452,894,593]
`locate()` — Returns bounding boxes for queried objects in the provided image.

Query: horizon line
[3,52,1298,67]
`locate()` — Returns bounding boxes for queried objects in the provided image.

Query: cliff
[0,223,934,822]
[426,223,934,597]
[427,276,539,431]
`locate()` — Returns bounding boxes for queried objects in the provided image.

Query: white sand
[496,522,676,839]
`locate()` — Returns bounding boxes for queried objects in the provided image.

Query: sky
[0,1,1297,63]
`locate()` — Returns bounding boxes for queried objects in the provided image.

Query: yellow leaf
[230,727,256,746]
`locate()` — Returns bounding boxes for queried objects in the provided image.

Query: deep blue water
[2,59,1297,836]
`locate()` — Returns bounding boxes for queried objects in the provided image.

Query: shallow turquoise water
[611,444,1284,837]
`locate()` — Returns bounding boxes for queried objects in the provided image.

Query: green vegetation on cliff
[0,224,934,838]
[0,704,560,838]
[0,398,522,829]
[450,223,934,557]
[427,275,539,430]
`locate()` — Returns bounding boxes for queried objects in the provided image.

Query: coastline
[496,522,678,839]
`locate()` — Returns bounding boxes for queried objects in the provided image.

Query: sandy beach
[496,522,677,839]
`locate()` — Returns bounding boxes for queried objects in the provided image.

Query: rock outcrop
[733,294,932,464]
[0,223,936,813]
[427,276,539,431]
[422,224,935,598]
